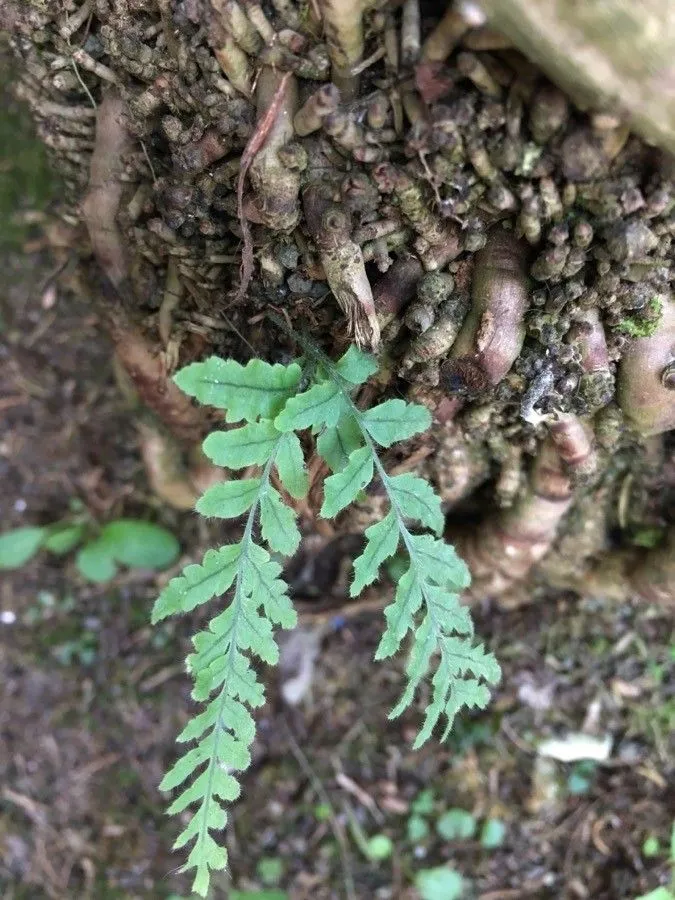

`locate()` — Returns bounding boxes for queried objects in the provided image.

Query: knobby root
[618,295,675,435]
[235,69,294,307]
[303,183,380,349]
[319,0,364,99]
[443,228,528,393]
[81,90,132,293]
[458,413,595,597]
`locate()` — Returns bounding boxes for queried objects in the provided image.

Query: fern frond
[155,416,302,896]
[157,338,499,895]
[273,341,501,747]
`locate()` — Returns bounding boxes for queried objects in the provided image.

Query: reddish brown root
[617,296,675,436]
[443,228,528,392]
[110,315,208,446]
[138,421,227,510]
[372,254,424,328]
[81,90,133,293]
[458,414,595,597]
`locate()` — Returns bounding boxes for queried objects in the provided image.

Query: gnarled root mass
[9,0,675,600]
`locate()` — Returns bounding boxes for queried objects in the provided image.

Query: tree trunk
[5,0,675,606]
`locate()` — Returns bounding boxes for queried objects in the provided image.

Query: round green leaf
[98,520,180,570]
[642,835,661,858]
[0,526,47,570]
[256,856,284,886]
[407,814,430,842]
[480,818,506,849]
[415,866,465,900]
[43,524,86,555]
[366,834,393,861]
[76,541,117,583]
[436,809,476,841]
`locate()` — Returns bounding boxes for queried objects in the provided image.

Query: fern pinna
[153,342,500,895]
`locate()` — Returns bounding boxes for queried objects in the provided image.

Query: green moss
[615,297,663,338]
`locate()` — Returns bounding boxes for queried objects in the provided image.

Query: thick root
[81,90,132,294]
[617,296,675,436]
[442,229,528,394]
[458,414,595,597]
[303,183,380,348]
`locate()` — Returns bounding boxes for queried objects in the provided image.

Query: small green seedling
[480,818,506,849]
[635,822,675,900]
[436,808,476,841]
[256,856,284,886]
[415,866,465,900]
[0,516,179,582]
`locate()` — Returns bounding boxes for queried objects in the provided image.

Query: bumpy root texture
[442,228,528,394]
[617,297,675,436]
[319,0,364,99]
[235,69,295,306]
[579,529,675,611]
[81,90,132,295]
[303,183,380,348]
[459,414,595,597]
[478,0,675,154]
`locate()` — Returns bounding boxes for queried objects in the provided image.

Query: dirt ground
[1,79,674,900]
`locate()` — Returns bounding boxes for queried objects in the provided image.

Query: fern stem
[285,327,451,639]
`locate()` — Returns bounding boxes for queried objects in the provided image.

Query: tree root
[443,229,528,393]
[138,420,227,511]
[458,414,595,597]
[81,90,132,295]
[618,295,675,436]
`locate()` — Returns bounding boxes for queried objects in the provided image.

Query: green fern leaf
[196,479,261,518]
[334,344,379,384]
[275,380,349,431]
[152,545,241,622]
[375,565,424,659]
[320,445,374,518]
[387,473,445,536]
[316,415,363,473]
[244,545,297,628]
[274,432,308,499]
[408,533,471,591]
[175,357,301,422]
[158,339,499,895]
[413,642,500,749]
[361,399,431,447]
[202,420,280,468]
[351,511,399,596]
[260,487,301,556]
